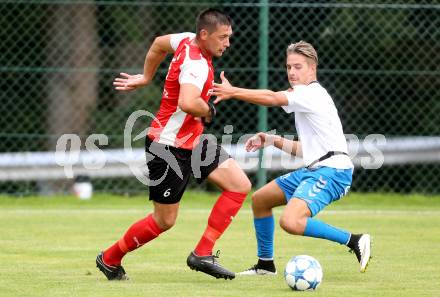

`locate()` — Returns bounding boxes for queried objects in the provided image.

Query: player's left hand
[212,71,234,104]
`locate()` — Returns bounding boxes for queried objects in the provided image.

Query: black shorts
[145,135,230,204]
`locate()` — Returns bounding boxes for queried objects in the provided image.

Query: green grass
[1,192,440,297]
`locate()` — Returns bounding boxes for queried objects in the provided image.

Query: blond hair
[286,41,318,65]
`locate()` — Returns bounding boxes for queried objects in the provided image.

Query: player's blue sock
[303,217,350,245]
[254,215,275,259]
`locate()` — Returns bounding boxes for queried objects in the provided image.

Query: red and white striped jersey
[147,32,214,150]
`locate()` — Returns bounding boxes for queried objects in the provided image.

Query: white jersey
[281,82,353,169]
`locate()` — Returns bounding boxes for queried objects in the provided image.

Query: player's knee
[228,176,252,194]
[279,215,305,235]
[155,215,176,231]
[250,191,275,215]
[251,191,264,209]
[239,177,252,194]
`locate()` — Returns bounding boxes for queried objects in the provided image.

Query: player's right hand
[113,73,150,91]
[212,71,234,104]
[245,132,273,152]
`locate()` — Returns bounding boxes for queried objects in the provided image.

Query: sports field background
[1,1,439,195]
[1,2,439,296]
[1,191,439,297]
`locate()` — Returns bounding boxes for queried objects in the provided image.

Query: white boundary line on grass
[2,209,440,216]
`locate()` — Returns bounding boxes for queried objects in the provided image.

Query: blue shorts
[275,167,353,217]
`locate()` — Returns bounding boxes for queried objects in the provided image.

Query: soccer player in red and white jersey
[96,9,251,281]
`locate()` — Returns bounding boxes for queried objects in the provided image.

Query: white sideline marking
[1,209,440,216]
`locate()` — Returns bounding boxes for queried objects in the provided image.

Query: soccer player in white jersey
[213,41,371,275]
[96,9,251,281]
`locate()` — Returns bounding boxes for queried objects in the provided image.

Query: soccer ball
[284,255,323,291]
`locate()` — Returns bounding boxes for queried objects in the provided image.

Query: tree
[46,3,100,149]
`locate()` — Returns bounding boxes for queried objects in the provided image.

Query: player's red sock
[103,213,162,266]
[194,191,247,256]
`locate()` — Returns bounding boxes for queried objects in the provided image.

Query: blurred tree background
[0,0,439,194]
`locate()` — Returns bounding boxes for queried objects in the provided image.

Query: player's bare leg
[279,198,310,235]
[207,158,252,194]
[152,202,180,231]
[252,180,287,218]
[187,158,251,280]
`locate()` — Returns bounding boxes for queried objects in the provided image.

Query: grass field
[1,192,440,297]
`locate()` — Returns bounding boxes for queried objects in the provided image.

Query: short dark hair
[196,8,232,35]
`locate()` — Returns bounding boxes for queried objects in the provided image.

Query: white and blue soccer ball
[284,255,323,291]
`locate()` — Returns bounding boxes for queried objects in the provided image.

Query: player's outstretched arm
[213,71,288,106]
[113,35,175,91]
[246,132,302,156]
